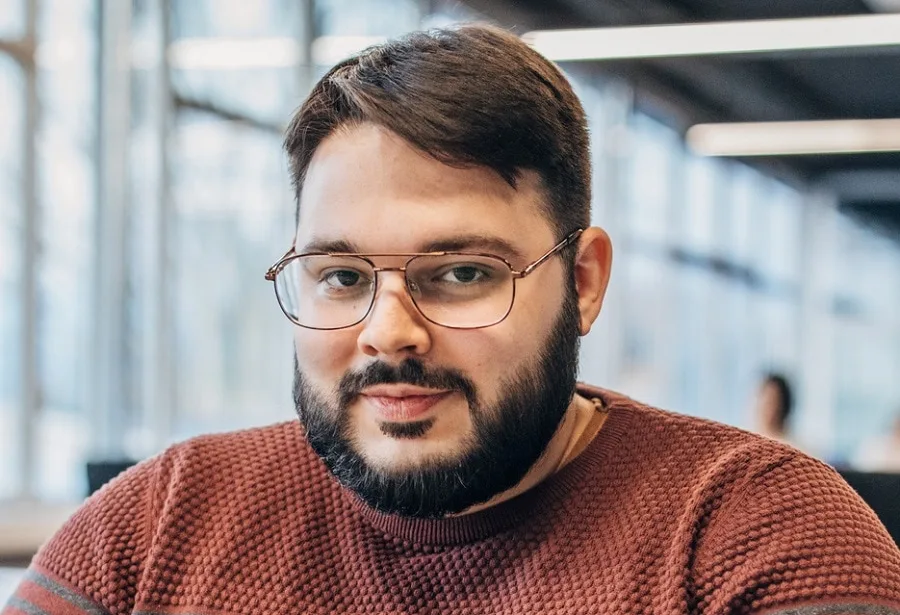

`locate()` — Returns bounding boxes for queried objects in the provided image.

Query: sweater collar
[345,384,632,546]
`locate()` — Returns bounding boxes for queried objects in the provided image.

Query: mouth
[359,385,454,422]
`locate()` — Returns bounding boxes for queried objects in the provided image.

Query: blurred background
[2,0,899,580]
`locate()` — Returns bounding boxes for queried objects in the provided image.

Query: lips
[360,389,453,422]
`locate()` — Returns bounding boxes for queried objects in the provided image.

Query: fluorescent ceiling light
[166,36,385,70]
[522,14,900,61]
[686,119,900,156]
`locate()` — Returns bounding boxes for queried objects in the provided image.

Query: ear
[573,227,613,336]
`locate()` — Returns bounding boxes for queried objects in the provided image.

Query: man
[5,24,900,615]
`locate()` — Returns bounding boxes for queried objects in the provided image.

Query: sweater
[4,386,900,615]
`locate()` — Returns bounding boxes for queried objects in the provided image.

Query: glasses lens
[274,255,375,329]
[406,254,514,328]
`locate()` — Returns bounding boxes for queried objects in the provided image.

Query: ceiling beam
[817,169,900,202]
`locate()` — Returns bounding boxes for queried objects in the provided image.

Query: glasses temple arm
[518,229,584,277]
[265,247,297,281]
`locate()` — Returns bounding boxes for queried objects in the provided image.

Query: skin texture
[291,123,612,516]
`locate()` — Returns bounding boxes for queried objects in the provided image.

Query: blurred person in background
[753,371,794,443]
[854,411,900,473]
[4,24,900,615]
[750,371,824,462]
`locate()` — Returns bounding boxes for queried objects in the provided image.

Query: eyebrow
[298,234,526,261]
[419,235,525,261]
[299,238,359,254]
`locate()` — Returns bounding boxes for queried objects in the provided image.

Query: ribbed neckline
[347,384,633,546]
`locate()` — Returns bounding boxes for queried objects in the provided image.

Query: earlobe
[574,227,613,336]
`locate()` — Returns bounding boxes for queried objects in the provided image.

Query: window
[626,115,678,245]
[0,53,24,499]
[0,0,24,39]
[32,0,98,501]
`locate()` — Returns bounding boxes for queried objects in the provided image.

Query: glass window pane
[171,0,304,38]
[0,54,24,499]
[727,164,760,266]
[763,180,803,284]
[833,217,900,463]
[167,0,306,145]
[626,114,677,245]
[720,281,756,430]
[317,0,419,36]
[672,266,716,419]
[0,0,24,39]
[618,251,676,410]
[680,154,719,255]
[757,295,800,371]
[33,0,97,500]
[313,0,419,72]
[171,66,301,127]
[170,113,294,439]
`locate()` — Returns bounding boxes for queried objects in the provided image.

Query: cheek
[508,281,565,340]
[434,322,543,393]
[294,330,357,382]
[442,281,562,373]
[482,283,566,368]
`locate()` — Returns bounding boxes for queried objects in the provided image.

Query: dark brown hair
[283,24,591,243]
[762,371,794,428]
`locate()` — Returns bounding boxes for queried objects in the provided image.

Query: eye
[322,269,365,288]
[440,265,489,284]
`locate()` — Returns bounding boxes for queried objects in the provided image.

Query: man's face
[292,123,581,517]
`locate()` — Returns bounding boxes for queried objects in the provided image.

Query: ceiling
[462,0,900,235]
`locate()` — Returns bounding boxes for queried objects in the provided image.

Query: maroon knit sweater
[5,386,900,615]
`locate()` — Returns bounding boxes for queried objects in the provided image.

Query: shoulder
[28,421,319,613]
[42,420,309,533]
[147,420,328,526]
[691,448,900,612]
[159,420,308,476]
[588,387,894,545]
[586,384,800,478]
[589,386,900,612]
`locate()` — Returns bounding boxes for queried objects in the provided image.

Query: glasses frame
[265,228,584,330]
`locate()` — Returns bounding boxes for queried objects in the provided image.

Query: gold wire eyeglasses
[265,229,583,330]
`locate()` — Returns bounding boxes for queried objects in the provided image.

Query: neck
[454,393,600,516]
[761,425,786,440]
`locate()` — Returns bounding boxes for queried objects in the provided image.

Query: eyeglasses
[265,229,583,330]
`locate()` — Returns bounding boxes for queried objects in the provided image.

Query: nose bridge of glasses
[371,265,408,274]
[370,260,420,292]
[370,266,416,299]
[364,268,428,330]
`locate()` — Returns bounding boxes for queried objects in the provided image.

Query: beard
[293,288,581,519]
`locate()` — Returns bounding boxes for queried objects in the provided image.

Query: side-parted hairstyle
[283,24,591,244]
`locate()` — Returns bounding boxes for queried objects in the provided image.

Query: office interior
[2,0,900,594]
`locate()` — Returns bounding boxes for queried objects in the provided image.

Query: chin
[357,435,467,475]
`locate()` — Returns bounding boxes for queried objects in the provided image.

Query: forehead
[295,123,555,255]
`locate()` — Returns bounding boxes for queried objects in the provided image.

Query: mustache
[337,359,478,409]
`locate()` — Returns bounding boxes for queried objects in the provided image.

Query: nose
[356,272,432,359]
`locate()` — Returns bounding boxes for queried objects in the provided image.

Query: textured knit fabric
[4,386,900,615]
